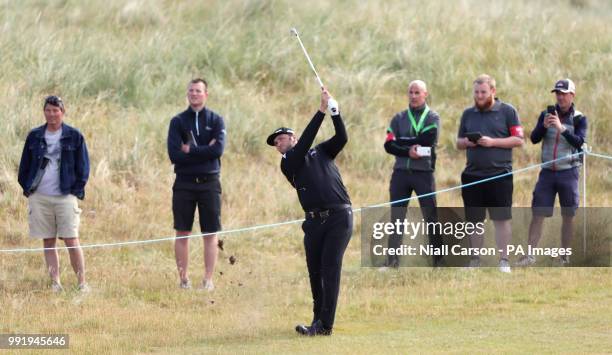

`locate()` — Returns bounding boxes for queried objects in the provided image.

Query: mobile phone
[416,146,431,157]
[546,105,556,115]
[465,132,482,143]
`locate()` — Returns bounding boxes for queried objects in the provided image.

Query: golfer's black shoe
[295,320,332,336]
[309,320,332,336]
[295,319,317,335]
[295,324,310,335]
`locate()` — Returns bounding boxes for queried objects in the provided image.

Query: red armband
[385,132,396,142]
[509,125,523,138]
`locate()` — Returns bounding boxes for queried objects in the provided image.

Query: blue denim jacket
[18,123,90,199]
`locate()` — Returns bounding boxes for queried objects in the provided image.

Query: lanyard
[407,105,430,135]
[195,111,200,136]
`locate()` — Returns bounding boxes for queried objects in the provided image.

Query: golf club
[290,27,324,89]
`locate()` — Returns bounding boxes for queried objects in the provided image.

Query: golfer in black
[267,89,352,336]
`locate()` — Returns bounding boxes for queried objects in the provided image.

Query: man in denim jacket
[18,95,90,292]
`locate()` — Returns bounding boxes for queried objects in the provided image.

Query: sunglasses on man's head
[44,96,63,105]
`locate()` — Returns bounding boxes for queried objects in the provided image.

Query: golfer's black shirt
[280,111,351,211]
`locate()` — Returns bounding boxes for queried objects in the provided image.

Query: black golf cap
[267,127,295,146]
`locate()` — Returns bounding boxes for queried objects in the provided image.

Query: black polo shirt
[280,111,351,211]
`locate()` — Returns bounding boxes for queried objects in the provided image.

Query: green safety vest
[407,105,436,135]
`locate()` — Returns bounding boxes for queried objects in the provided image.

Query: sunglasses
[44,95,63,105]
[44,95,65,111]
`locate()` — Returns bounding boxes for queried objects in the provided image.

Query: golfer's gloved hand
[328,98,339,116]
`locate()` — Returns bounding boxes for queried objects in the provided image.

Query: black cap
[266,127,294,146]
[551,79,575,94]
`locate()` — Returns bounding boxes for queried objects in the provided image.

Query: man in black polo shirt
[267,88,352,336]
[384,80,443,267]
[167,78,226,291]
[456,74,524,273]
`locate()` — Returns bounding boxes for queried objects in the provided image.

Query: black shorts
[461,172,513,222]
[172,177,222,233]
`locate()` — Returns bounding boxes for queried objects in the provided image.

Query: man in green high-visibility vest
[383,80,443,268]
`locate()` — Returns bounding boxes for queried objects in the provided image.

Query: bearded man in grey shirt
[456,74,524,273]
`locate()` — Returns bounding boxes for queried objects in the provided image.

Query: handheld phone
[545,105,557,127]
[466,132,483,143]
[416,146,431,157]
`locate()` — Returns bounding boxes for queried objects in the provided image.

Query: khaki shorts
[28,193,81,239]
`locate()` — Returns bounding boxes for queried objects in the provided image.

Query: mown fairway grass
[1,0,611,353]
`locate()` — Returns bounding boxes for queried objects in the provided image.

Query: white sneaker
[51,280,64,293]
[499,259,512,273]
[78,283,91,293]
[515,255,536,267]
[179,279,192,289]
[202,279,214,292]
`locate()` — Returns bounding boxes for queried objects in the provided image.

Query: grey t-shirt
[37,128,63,196]
[457,99,522,176]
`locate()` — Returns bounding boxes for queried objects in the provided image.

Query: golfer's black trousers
[388,170,442,265]
[302,207,353,330]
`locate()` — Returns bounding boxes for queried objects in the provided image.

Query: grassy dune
[1,0,611,353]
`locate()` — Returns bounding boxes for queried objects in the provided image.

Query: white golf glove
[328,98,339,116]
